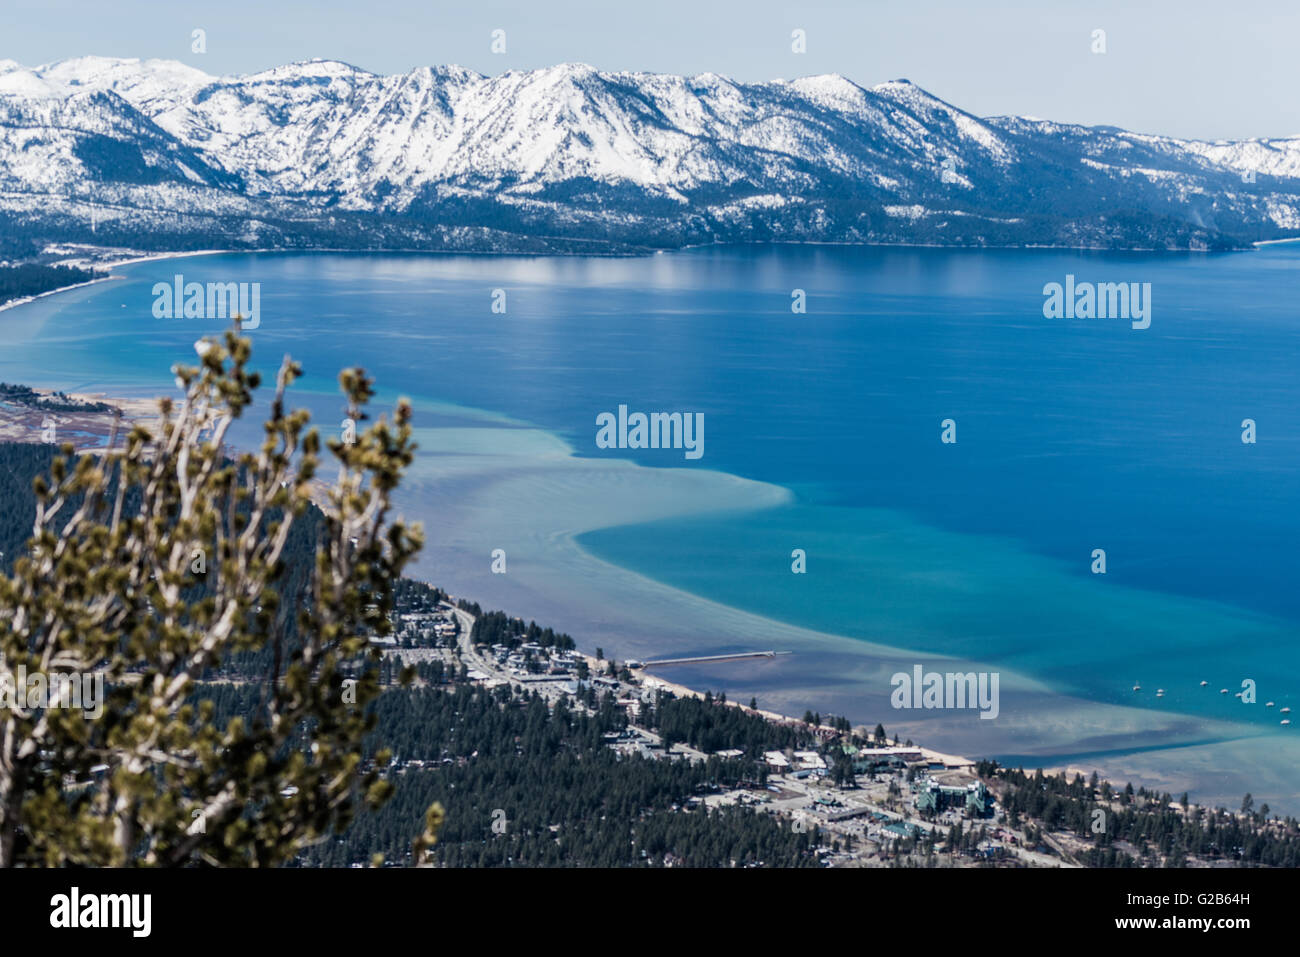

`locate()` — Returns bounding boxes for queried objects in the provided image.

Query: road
[445,602,1068,867]
[447,604,590,708]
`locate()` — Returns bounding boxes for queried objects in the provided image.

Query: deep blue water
[3,244,1299,725]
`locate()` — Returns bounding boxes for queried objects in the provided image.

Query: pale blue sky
[4,0,1296,141]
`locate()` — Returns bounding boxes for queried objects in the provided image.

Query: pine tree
[0,330,441,867]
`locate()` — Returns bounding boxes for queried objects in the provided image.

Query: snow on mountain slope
[1,56,1297,253]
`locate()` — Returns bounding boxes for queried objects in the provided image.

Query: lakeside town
[375,580,1299,868]
[381,589,1036,867]
[3,381,1299,868]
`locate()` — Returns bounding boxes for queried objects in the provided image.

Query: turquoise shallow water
[579,503,1298,722]
[3,244,1300,806]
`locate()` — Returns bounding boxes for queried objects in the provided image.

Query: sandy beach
[0,248,235,317]
[0,387,161,448]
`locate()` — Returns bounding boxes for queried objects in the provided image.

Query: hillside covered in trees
[0,263,100,306]
[302,684,821,867]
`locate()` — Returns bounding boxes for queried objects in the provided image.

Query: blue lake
[4,244,1299,803]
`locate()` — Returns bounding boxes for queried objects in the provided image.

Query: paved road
[447,604,588,708]
[445,602,1068,867]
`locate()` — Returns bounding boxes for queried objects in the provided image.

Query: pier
[637,650,790,668]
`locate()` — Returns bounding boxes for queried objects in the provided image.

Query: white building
[764,751,791,770]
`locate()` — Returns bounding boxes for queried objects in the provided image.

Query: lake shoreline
[5,233,1282,318]
[0,380,1262,822]
[0,249,232,316]
[2,246,1297,816]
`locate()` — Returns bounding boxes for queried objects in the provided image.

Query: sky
[2,0,1297,141]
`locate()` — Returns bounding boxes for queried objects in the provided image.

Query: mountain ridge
[2,56,1298,256]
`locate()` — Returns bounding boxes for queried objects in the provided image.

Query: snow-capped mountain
[2,56,1298,254]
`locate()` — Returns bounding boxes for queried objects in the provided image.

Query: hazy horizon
[4,0,1299,142]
